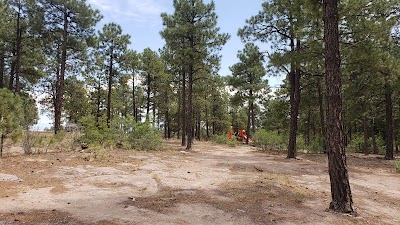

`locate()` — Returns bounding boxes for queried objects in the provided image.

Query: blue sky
[36,0,283,130]
[87,0,271,77]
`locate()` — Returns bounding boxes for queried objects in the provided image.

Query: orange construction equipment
[227,126,252,144]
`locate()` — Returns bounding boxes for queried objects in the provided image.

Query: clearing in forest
[0,140,399,224]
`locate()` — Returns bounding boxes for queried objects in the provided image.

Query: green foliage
[64,77,90,123]
[79,114,162,150]
[252,129,287,151]
[346,135,385,154]
[78,115,111,145]
[0,89,24,156]
[252,129,269,150]
[129,120,162,151]
[395,161,400,173]
[211,134,238,147]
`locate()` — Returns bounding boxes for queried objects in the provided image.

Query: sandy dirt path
[0,140,399,224]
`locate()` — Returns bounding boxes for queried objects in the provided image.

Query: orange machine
[227,126,252,144]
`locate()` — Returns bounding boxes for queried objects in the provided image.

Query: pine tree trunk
[106,47,114,127]
[206,108,210,141]
[324,0,353,213]
[0,133,4,158]
[146,74,151,116]
[181,71,186,146]
[186,64,193,150]
[177,72,182,139]
[96,78,101,124]
[14,2,22,94]
[287,39,301,158]
[132,75,137,121]
[384,82,394,160]
[55,8,69,134]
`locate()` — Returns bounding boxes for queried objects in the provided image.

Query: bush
[129,120,162,150]
[346,134,385,154]
[395,161,400,173]
[212,134,230,145]
[253,129,268,150]
[252,129,287,151]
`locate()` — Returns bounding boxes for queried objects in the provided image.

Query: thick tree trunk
[287,40,301,158]
[54,9,69,134]
[384,82,394,160]
[324,0,353,213]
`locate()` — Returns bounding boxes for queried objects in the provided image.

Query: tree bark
[14,1,22,94]
[186,62,193,150]
[181,71,186,146]
[132,75,137,121]
[54,8,69,134]
[177,72,182,139]
[287,39,301,158]
[0,133,5,158]
[205,106,210,141]
[384,82,394,160]
[324,0,353,213]
[106,45,114,127]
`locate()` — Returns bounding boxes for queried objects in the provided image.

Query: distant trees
[160,0,229,150]
[38,0,101,133]
[228,43,268,141]
[98,23,130,126]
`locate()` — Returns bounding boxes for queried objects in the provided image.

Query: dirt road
[0,140,399,224]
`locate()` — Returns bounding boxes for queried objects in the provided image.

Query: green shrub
[78,115,111,145]
[252,129,287,151]
[129,120,162,150]
[346,135,385,154]
[212,134,230,145]
[395,161,400,173]
[253,129,268,150]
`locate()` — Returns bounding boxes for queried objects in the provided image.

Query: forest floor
[0,139,399,225]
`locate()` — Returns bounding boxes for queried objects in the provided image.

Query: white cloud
[87,0,169,26]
